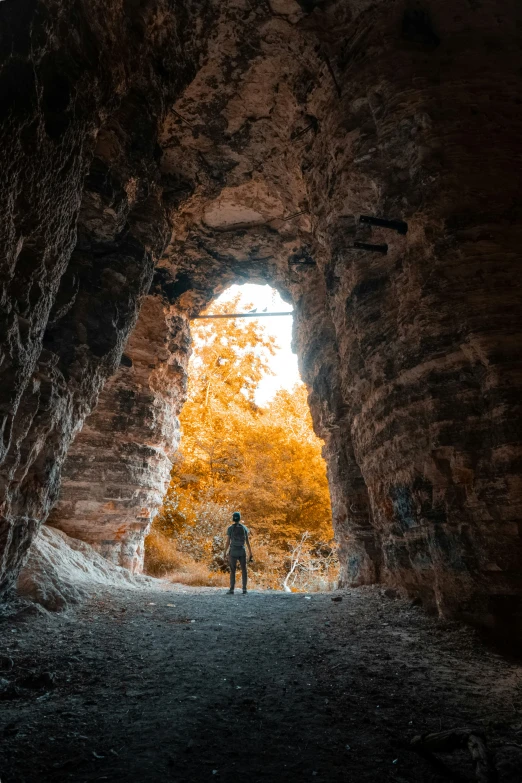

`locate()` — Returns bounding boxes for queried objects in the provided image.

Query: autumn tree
[223,385,332,542]
[169,293,276,506]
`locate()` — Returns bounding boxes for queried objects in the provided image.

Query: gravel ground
[1,585,522,782]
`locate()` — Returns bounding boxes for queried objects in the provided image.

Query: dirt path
[1,586,522,783]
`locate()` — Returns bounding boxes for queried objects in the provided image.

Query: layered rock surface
[47,296,190,571]
[0,0,211,590]
[1,0,521,635]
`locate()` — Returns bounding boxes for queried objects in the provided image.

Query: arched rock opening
[1,0,521,637]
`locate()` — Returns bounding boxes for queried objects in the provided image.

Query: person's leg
[229,554,237,591]
[239,554,247,592]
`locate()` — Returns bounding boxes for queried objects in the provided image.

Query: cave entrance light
[145,283,337,592]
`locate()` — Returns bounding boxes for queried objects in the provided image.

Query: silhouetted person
[224,511,253,594]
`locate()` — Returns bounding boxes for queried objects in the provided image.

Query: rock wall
[17,526,157,611]
[1,0,522,635]
[0,0,211,591]
[47,296,190,571]
[308,0,522,628]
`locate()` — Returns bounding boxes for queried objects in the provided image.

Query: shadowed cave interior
[1,0,522,780]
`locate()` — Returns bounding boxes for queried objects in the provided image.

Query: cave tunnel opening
[143,282,337,593]
[40,277,338,595]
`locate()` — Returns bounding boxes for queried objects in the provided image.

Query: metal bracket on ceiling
[359,215,408,235]
[192,312,294,320]
[269,210,309,225]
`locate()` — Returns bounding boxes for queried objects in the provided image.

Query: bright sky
[212,284,301,405]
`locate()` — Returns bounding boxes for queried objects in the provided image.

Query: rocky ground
[1,586,522,783]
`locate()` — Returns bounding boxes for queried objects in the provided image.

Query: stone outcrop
[17,525,156,611]
[0,0,211,590]
[1,0,522,637]
[47,296,190,571]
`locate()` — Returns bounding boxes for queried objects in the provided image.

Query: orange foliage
[148,293,335,587]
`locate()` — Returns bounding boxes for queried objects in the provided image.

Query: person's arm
[224,534,231,558]
[245,532,253,560]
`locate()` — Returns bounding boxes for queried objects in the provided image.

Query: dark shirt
[227,523,249,556]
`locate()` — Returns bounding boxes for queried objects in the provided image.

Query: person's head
[232,511,241,524]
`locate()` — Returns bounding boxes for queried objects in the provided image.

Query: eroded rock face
[1,0,522,634]
[306,0,522,628]
[17,526,156,611]
[0,0,211,590]
[47,296,190,571]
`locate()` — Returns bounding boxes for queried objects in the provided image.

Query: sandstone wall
[308,0,522,627]
[47,296,190,571]
[1,0,522,636]
[0,0,211,591]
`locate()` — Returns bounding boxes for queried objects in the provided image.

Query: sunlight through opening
[145,284,337,593]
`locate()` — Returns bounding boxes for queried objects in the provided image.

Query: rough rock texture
[47,296,190,570]
[0,0,212,590]
[1,0,522,636]
[17,526,156,611]
[308,0,522,631]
